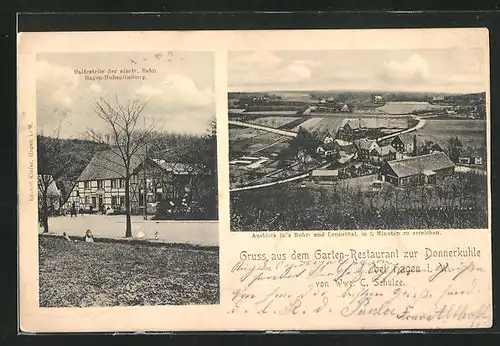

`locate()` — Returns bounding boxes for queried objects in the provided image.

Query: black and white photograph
[229,49,489,232]
[36,51,219,307]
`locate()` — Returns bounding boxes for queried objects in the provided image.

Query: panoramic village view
[229,50,488,231]
[37,52,219,307]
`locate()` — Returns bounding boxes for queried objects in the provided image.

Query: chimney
[413,134,417,156]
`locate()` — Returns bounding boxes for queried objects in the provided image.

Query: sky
[228,48,488,94]
[37,51,215,139]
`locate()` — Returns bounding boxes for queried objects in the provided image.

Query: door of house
[91,197,97,208]
[98,196,104,213]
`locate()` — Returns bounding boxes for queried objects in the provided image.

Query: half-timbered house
[65,149,205,214]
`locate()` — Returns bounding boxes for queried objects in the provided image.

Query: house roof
[153,160,201,175]
[377,145,397,156]
[355,138,378,151]
[312,169,339,177]
[394,133,425,147]
[77,149,145,181]
[383,152,455,178]
[334,139,356,151]
[334,139,351,146]
[338,154,355,164]
[38,175,62,196]
[78,150,202,181]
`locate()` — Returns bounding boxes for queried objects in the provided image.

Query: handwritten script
[227,250,490,328]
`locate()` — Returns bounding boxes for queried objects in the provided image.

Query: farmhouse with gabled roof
[65,149,203,214]
[379,152,455,187]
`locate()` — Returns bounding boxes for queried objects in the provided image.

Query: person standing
[71,202,77,218]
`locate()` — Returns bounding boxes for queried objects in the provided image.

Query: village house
[334,139,357,156]
[390,133,424,154]
[379,152,455,187]
[65,149,202,214]
[370,144,397,165]
[311,169,339,183]
[457,148,485,166]
[354,138,380,159]
[432,95,445,102]
[316,146,336,158]
[354,138,396,165]
[335,118,402,141]
[337,120,368,141]
[323,135,335,145]
[38,174,64,213]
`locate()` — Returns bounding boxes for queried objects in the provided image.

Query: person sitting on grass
[62,232,73,243]
[84,229,94,243]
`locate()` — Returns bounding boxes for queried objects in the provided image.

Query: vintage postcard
[18,28,491,332]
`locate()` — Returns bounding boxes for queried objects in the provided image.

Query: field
[271,91,314,102]
[240,111,299,116]
[229,126,268,141]
[229,127,291,156]
[39,236,219,307]
[418,119,486,149]
[377,101,446,114]
[296,116,409,134]
[246,116,302,128]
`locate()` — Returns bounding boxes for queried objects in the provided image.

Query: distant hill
[38,130,217,183]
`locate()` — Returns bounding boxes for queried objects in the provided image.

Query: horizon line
[228,88,487,95]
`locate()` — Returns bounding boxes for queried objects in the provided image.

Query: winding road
[375,115,433,142]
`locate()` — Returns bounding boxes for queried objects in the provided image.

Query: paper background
[18,28,491,332]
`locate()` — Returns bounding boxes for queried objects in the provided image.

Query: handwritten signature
[228,257,490,327]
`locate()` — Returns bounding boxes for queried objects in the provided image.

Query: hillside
[37,135,109,183]
[38,129,217,184]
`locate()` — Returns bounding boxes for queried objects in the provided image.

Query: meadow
[246,116,302,128]
[418,119,486,149]
[39,236,219,307]
[295,116,409,135]
[377,101,446,114]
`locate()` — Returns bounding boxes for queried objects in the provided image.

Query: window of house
[112,179,125,188]
[97,180,104,189]
[84,181,90,189]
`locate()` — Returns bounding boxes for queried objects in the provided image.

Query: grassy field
[377,101,446,114]
[246,116,302,128]
[230,129,290,155]
[418,119,486,149]
[296,116,408,134]
[229,127,268,141]
[39,236,219,307]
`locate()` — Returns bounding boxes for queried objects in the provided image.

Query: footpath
[39,214,219,247]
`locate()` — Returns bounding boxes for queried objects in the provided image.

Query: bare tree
[88,97,156,237]
[37,114,71,233]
